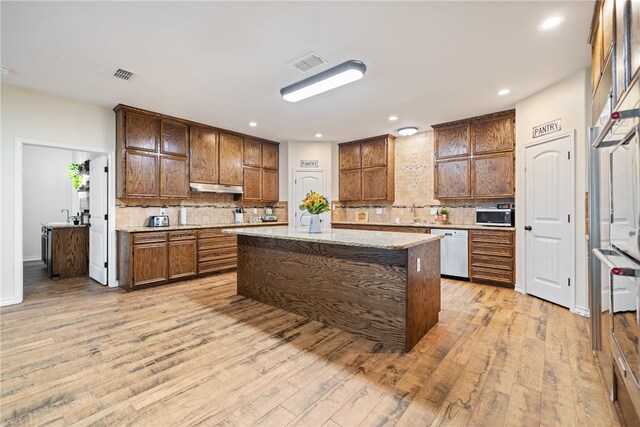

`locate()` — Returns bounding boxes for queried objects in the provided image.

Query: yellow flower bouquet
[299,191,331,215]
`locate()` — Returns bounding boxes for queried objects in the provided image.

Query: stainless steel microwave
[476,208,514,227]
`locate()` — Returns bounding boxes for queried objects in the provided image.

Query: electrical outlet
[395,217,400,224]
[160,208,166,215]
[375,208,382,215]
[253,208,258,214]
[417,258,421,272]
[430,208,438,215]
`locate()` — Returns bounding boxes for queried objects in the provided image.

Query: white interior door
[524,134,573,308]
[89,155,108,284]
[293,170,325,229]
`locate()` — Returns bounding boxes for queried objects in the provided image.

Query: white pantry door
[524,134,573,308]
[293,170,325,229]
[89,155,108,285]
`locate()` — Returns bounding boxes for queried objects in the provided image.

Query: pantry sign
[532,119,561,138]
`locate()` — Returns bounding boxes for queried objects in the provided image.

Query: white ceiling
[1,1,593,143]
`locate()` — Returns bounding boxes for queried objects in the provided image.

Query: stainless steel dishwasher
[431,229,469,279]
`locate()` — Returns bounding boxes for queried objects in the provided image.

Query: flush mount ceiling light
[280,60,366,103]
[497,88,511,96]
[539,15,565,31]
[0,67,11,74]
[397,127,418,136]
[315,133,323,138]
[249,121,257,127]
[388,115,398,121]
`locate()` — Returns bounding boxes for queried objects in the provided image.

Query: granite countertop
[116,222,288,233]
[223,226,443,250]
[42,223,89,229]
[331,221,516,232]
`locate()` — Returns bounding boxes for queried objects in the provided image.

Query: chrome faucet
[61,209,70,223]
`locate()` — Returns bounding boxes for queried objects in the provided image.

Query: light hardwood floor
[0,264,619,426]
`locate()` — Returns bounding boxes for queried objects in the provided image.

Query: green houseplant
[67,163,84,190]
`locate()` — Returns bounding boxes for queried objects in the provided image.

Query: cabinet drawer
[198,258,237,274]
[471,266,513,285]
[471,254,513,271]
[198,248,237,263]
[470,242,513,258]
[133,232,168,244]
[471,230,513,244]
[169,230,197,241]
[198,236,237,251]
[198,229,227,239]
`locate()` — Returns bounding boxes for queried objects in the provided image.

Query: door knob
[524,226,532,231]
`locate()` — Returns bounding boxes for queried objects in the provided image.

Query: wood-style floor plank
[0,263,620,426]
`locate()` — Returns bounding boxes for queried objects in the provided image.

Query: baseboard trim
[1,297,22,307]
[514,283,524,294]
[23,256,41,262]
[573,305,590,317]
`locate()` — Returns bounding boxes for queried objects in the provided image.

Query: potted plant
[70,215,81,225]
[67,163,84,190]
[439,208,449,223]
[299,191,331,233]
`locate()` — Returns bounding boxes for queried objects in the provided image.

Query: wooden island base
[235,233,441,351]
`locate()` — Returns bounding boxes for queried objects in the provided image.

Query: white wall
[22,146,74,260]
[285,141,335,227]
[515,69,590,315]
[1,84,115,305]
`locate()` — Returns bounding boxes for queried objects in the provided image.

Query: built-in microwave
[475,208,514,227]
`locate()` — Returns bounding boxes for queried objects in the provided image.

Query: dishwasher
[431,229,469,279]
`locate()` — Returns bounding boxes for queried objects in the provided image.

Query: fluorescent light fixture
[497,88,511,96]
[388,115,398,121]
[398,127,418,136]
[0,67,10,74]
[539,15,565,31]
[281,60,366,102]
[315,133,323,138]
[249,121,257,127]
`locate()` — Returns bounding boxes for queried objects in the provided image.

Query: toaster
[148,215,169,227]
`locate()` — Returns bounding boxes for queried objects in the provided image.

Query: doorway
[292,170,326,229]
[524,132,575,309]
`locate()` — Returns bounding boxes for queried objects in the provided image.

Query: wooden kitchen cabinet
[160,156,189,198]
[168,231,198,280]
[124,151,159,197]
[338,135,395,202]
[243,139,262,167]
[262,141,279,170]
[219,133,244,186]
[243,166,262,201]
[189,126,218,184]
[262,168,279,202]
[42,225,89,279]
[472,153,514,198]
[435,159,470,199]
[133,242,168,287]
[125,112,159,152]
[161,119,189,156]
[469,229,514,287]
[433,110,514,199]
[242,140,279,203]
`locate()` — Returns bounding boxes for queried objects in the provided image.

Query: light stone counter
[331,221,516,232]
[223,226,442,250]
[42,223,88,229]
[116,222,287,233]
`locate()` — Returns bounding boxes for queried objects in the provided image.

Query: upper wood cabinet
[434,123,470,160]
[338,135,395,202]
[262,142,279,170]
[262,168,279,202]
[189,126,218,184]
[242,167,262,201]
[219,133,244,186]
[161,119,189,156]
[433,110,515,199]
[160,156,189,198]
[125,112,159,152]
[124,151,159,197]
[243,139,262,167]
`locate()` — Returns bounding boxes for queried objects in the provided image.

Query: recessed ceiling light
[539,15,565,31]
[249,121,257,127]
[397,127,418,136]
[315,133,323,138]
[0,67,11,74]
[281,60,366,102]
[497,88,511,96]
[388,115,398,121]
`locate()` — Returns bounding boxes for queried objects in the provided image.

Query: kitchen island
[224,226,443,351]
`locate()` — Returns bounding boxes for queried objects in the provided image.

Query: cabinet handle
[524,226,532,231]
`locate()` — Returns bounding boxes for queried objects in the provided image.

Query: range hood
[190,183,243,194]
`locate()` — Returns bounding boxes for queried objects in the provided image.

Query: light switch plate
[253,208,258,214]
[430,208,438,215]
[375,208,382,215]
[417,258,421,272]
[395,217,400,224]
[160,208,166,215]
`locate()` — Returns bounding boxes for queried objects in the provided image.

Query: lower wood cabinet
[198,229,237,274]
[331,223,430,234]
[168,231,198,280]
[133,242,168,287]
[469,229,514,287]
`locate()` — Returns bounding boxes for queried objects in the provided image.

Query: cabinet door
[471,114,514,155]
[362,138,387,167]
[262,168,279,202]
[339,143,361,170]
[160,156,189,198]
[602,0,614,60]
[168,240,197,280]
[362,167,388,200]
[244,139,262,167]
[339,169,362,201]
[242,166,262,201]
[435,159,470,198]
[472,153,514,198]
[189,127,218,184]
[126,112,160,152]
[133,242,168,286]
[219,133,244,185]
[161,119,189,156]
[592,17,603,95]
[434,123,470,159]
[125,151,159,197]
[262,142,279,170]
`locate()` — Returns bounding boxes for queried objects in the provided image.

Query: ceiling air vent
[113,68,134,80]
[289,52,326,73]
